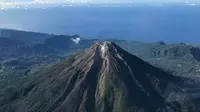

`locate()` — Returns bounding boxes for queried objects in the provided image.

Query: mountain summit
[0,42,196,112]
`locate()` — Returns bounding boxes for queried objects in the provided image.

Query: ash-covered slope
[0,42,197,112]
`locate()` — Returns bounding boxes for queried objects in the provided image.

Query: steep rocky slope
[0,42,198,112]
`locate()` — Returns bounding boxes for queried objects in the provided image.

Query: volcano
[0,42,197,112]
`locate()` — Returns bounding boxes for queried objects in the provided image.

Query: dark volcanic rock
[156,41,166,46]
[0,42,197,112]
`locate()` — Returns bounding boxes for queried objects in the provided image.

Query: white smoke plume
[71,37,81,44]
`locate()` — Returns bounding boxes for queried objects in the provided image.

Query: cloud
[71,37,81,44]
[0,0,198,6]
[1,0,198,3]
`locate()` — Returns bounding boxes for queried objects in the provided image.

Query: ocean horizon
[0,5,200,43]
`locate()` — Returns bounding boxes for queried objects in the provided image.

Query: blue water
[0,6,200,43]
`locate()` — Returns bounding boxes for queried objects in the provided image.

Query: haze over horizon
[0,0,200,43]
[0,0,199,4]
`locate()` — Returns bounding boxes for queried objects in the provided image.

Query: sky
[0,0,199,4]
[0,0,198,9]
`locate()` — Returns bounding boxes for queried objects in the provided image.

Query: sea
[0,5,200,43]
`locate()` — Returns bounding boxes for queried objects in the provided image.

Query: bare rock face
[0,42,197,112]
